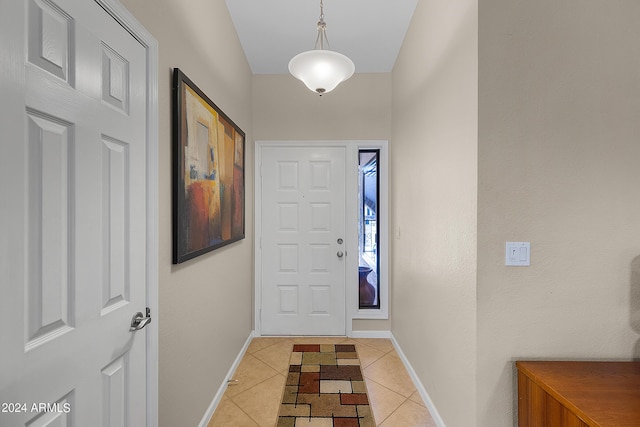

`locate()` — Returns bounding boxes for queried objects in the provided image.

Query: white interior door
[260,146,346,335]
[0,0,151,425]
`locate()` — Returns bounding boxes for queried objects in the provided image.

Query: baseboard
[198,330,255,427]
[349,330,391,339]
[390,333,446,427]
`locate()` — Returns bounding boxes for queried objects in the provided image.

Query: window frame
[358,149,381,309]
[348,141,389,321]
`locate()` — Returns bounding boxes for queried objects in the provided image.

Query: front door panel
[261,146,346,336]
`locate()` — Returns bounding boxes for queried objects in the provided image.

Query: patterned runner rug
[277,343,375,427]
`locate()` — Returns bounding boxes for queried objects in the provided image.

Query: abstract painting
[172,68,245,263]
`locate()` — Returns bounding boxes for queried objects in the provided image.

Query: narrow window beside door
[358,150,379,309]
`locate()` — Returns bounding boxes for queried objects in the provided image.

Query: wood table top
[516,361,640,427]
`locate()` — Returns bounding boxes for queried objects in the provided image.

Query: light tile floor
[208,337,437,427]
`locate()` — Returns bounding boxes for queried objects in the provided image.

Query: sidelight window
[358,150,379,309]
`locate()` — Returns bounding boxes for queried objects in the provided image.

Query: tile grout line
[222,397,260,427]
[228,353,280,385]
[362,376,415,426]
[227,369,286,402]
[225,338,402,427]
[247,338,296,356]
[351,342,394,369]
[363,372,417,400]
[227,371,288,426]
[251,343,295,373]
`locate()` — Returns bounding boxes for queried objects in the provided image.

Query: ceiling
[225,0,418,75]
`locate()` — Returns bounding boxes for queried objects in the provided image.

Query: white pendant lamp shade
[289,0,355,95]
[289,49,355,95]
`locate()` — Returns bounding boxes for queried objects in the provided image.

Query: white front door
[260,146,346,335]
[0,0,152,425]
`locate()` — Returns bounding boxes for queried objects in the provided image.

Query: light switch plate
[506,242,530,266]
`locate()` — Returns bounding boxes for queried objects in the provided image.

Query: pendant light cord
[288,0,355,95]
[314,0,330,50]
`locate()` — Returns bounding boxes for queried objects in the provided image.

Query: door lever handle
[130,308,151,331]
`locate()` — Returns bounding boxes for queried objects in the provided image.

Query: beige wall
[252,73,391,142]
[253,73,393,333]
[105,1,640,425]
[478,0,640,425]
[118,1,253,426]
[391,1,478,426]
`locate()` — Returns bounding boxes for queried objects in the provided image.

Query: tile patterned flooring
[208,337,437,427]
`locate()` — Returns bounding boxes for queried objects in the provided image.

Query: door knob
[130,307,151,331]
[337,251,344,258]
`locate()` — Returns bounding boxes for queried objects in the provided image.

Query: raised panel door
[261,146,346,335]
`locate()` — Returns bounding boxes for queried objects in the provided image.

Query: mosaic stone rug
[277,343,375,427]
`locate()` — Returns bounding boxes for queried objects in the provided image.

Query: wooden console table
[516,361,640,426]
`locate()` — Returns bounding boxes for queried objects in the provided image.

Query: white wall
[118,1,253,426]
[391,1,478,426]
[477,0,640,425]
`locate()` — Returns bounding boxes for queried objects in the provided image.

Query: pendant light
[288,0,355,95]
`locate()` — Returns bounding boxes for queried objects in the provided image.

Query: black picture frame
[172,68,245,264]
